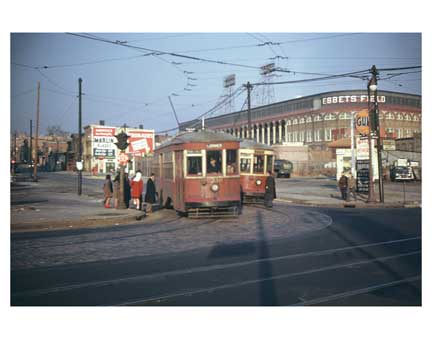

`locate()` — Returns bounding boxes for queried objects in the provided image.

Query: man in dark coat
[338,172,348,201]
[123,172,131,209]
[144,173,157,213]
[264,170,276,208]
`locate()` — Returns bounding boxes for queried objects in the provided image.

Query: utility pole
[78,78,83,195]
[29,119,33,173]
[245,82,253,139]
[33,82,40,181]
[371,65,384,203]
[367,81,375,203]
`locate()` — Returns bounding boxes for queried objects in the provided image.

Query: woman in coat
[130,171,143,210]
[264,170,276,208]
[103,174,113,208]
[144,173,157,213]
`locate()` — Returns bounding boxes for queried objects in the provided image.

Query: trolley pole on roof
[245,82,253,139]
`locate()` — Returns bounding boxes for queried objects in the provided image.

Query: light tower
[255,63,276,106]
[223,74,236,114]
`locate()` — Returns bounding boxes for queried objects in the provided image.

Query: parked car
[390,166,414,182]
[274,159,293,178]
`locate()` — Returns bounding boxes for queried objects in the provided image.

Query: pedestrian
[124,172,131,208]
[264,170,276,208]
[113,173,120,208]
[347,173,357,201]
[103,174,113,208]
[338,172,348,201]
[144,173,157,214]
[130,171,143,210]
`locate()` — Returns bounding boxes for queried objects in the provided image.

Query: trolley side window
[226,149,238,175]
[187,151,203,176]
[253,155,265,174]
[266,155,274,173]
[240,158,251,173]
[206,150,222,175]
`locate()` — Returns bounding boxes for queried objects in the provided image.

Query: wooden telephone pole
[33,82,40,181]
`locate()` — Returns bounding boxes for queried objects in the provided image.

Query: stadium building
[180,90,421,151]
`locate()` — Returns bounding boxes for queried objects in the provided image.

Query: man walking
[347,173,357,201]
[264,170,276,208]
[338,172,348,201]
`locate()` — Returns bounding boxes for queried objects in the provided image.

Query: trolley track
[12,235,421,306]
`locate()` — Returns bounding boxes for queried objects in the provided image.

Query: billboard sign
[126,129,155,156]
[93,127,116,158]
[260,63,275,75]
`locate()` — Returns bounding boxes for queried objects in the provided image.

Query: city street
[11,196,421,306]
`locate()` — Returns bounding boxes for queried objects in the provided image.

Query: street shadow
[208,242,256,258]
[256,210,278,306]
[327,217,421,300]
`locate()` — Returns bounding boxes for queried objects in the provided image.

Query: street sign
[355,109,370,135]
[118,152,129,166]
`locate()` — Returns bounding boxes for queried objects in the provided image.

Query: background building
[180,89,421,175]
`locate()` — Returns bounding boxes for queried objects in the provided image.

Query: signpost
[115,131,130,209]
[356,160,370,193]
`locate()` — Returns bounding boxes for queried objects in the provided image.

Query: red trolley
[153,129,241,217]
[239,139,275,203]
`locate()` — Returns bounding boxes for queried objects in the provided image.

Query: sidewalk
[10,173,146,232]
[275,176,422,208]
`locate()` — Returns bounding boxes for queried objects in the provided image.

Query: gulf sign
[355,109,370,135]
[126,129,155,155]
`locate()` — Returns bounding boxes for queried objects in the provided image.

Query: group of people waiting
[338,172,357,201]
[103,171,157,213]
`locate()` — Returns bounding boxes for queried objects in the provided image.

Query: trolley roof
[156,129,241,150]
[240,139,273,151]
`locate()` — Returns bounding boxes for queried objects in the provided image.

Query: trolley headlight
[256,179,262,186]
[210,183,220,192]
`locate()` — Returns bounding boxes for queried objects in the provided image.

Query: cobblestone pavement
[11,203,332,271]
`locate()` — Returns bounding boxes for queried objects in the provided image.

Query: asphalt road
[11,204,421,306]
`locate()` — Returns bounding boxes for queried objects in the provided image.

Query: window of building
[287,132,292,142]
[397,113,403,121]
[292,118,298,125]
[187,150,203,176]
[226,149,238,175]
[385,112,395,120]
[299,117,305,124]
[286,120,291,126]
[339,112,351,120]
[253,155,265,174]
[404,114,412,121]
[396,128,403,138]
[313,115,322,122]
[405,129,412,137]
[413,115,419,122]
[206,150,222,175]
[315,129,322,141]
[293,131,298,142]
[299,131,304,142]
[325,128,333,141]
[306,130,312,142]
[324,113,336,121]
[306,116,312,123]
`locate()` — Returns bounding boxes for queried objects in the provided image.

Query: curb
[11,209,147,233]
[274,198,421,209]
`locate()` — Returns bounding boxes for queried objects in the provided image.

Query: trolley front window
[207,150,222,175]
[226,149,238,175]
[267,155,274,173]
[187,156,202,176]
[240,158,251,173]
[254,155,265,174]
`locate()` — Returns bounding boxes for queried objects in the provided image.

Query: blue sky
[10,32,421,135]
